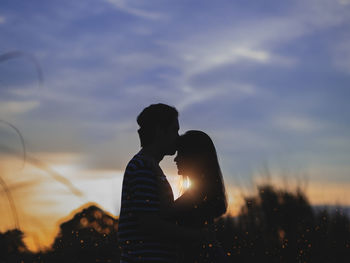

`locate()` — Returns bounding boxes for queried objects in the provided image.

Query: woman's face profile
[174,150,199,177]
[174,150,188,176]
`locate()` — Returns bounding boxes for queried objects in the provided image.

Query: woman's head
[175,130,227,216]
[175,130,216,176]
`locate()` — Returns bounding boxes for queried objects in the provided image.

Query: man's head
[137,103,179,155]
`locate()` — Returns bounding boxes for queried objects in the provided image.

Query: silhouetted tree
[43,205,120,263]
[0,229,34,262]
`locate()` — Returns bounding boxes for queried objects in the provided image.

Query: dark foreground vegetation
[1,185,349,263]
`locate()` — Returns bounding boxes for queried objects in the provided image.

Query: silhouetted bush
[0,229,34,262]
[1,186,349,262]
[215,185,350,263]
[45,205,120,263]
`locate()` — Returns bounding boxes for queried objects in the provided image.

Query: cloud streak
[0,101,40,117]
[0,15,5,24]
[105,0,167,20]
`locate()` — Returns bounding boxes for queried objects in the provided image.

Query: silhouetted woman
[165,130,229,263]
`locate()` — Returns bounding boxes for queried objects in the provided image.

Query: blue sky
[1,1,350,245]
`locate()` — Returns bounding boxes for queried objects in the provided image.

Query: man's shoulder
[126,152,150,169]
[124,153,157,180]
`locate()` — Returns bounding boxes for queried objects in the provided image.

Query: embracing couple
[118,103,229,263]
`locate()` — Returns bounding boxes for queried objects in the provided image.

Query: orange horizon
[1,155,350,252]
[2,182,349,253]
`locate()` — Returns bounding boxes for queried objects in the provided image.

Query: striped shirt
[118,151,177,263]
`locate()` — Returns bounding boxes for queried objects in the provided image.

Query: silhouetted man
[118,103,208,263]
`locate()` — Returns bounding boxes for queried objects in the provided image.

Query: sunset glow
[1,0,350,257]
[1,153,349,251]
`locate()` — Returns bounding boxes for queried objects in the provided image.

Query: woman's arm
[168,191,226,221]
[159,190,199,220]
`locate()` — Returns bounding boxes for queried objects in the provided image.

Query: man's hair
[137,103,178,147]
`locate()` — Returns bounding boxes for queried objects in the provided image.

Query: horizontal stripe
[122,200,160,205]
[128,176,157,185]
[121,207,159,213]
[118,225,138,231]
[117,219,138,226]
[131,157,144,167]
[133,191,158,199]
[128,181,158,190]
[129,184,158,192]
[118,221,138,228]
[127,162,138,170]
[120,204,159,212]
[125,173,158,182]
[125,169,154,176]
[132,196,159,202]
[120,200,158,209]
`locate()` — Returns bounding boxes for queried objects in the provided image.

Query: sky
[1,0,350,251]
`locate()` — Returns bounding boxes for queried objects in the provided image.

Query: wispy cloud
[105,0,167,20]
[176,82,257,111]
[273,115,326,133]
[0,15,5,24]
[183,46,271,77]
[0,101,40,117]
[339,0,350,5]
[332,38,350,73]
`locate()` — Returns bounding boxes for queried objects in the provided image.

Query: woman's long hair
[177,130,227,218]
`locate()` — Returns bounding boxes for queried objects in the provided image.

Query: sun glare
[183,176,191,189]
[167,174,192,199]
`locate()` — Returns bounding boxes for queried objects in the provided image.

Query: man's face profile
[159,118,179,155]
